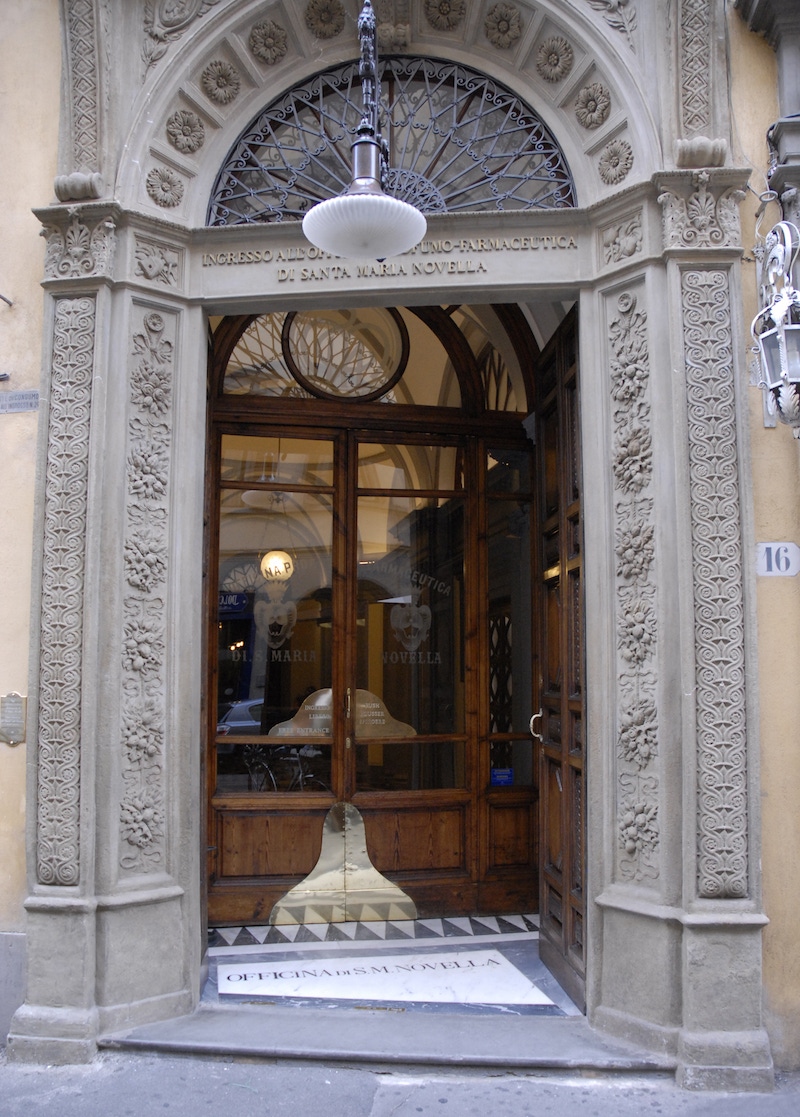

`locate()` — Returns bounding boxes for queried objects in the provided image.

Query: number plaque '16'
[756,542,800,577]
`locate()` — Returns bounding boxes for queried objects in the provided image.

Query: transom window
[208,56,576,226]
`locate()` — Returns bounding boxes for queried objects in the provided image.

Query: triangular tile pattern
[207,913,539,951]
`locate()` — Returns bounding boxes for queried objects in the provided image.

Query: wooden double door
[206,306,584,1005]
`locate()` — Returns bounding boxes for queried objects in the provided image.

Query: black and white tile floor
[204,913,582,1017]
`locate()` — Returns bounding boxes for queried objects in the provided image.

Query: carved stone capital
[36,205,118,281]
[657,171,747,250]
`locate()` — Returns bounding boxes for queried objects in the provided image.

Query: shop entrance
[206,303,583,1001]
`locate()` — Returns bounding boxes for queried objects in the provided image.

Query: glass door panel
[355,441,466,793]
[216,434,335,795]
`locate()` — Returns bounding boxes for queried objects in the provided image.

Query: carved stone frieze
[658,172,745,249]
[602,212,643,265]
[36,296,96,886]
[134,236,182,287]
[143,0,221,68]
[608,291,660,884]
[681,269,749,899]
[585,0,637,51]
[42,209,116,280]
[119,309,175,875]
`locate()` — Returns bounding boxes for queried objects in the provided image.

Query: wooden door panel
[486,799,536,870]
[215,807,325,878]
[536,308,585,1009]
[361,804,467,873]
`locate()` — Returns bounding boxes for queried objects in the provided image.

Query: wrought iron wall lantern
[752,220,800,435]
[301,1,426,260]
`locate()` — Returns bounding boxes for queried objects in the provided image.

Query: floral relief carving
[682,269,749,899]
[305,0,345,38]
[123,698,164,770]
[42,211,116,280]
[598,139,634,185]
[485,4,521,49]
[658,172,744,249]
[125,524,168,592]
[119,306,176,874]
[249,20,288,64]
[575,83,611,129]
[201,60,241,105]
[134,238,181,287]
[131,359,172,416]
[602,212,642,265]
[166,109,205,154]
[146,166,185,208]
[585,0,637,51]
[425,0,465,31]
[608,291,660,884]
[143,0,221,68]
[536,36,574,83]
[36,296,96,887]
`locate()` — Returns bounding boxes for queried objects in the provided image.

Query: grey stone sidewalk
[0,1053,799,1117]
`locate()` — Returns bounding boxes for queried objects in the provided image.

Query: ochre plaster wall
[0,1,60,930]
[729,9,800,1070]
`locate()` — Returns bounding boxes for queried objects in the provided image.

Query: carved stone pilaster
[674,1,729,168]
[57,1,104,200]
[608,291,661,884]
[36,297,96,886]
[681,269,749,899]
[119,309,175,875]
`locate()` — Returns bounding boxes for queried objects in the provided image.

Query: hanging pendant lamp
[302,1,426,260]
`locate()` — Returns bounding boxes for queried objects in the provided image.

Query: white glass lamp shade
[260,550,294,582]
[302,192,427,260]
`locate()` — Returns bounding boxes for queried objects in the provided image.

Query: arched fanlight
[301,1,426,260]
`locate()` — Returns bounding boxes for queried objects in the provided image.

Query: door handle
[529,708,543,741]
[345,687,351,720]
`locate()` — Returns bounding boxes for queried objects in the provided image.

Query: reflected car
[216,698,264,736]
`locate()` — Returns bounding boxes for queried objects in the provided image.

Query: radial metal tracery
[208,57,576,225]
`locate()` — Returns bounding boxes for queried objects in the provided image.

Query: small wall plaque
[0,390,39,414]
[756,542,800,577]
[0,692,26,745]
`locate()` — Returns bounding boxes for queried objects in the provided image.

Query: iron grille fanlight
[207,56,576,226]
